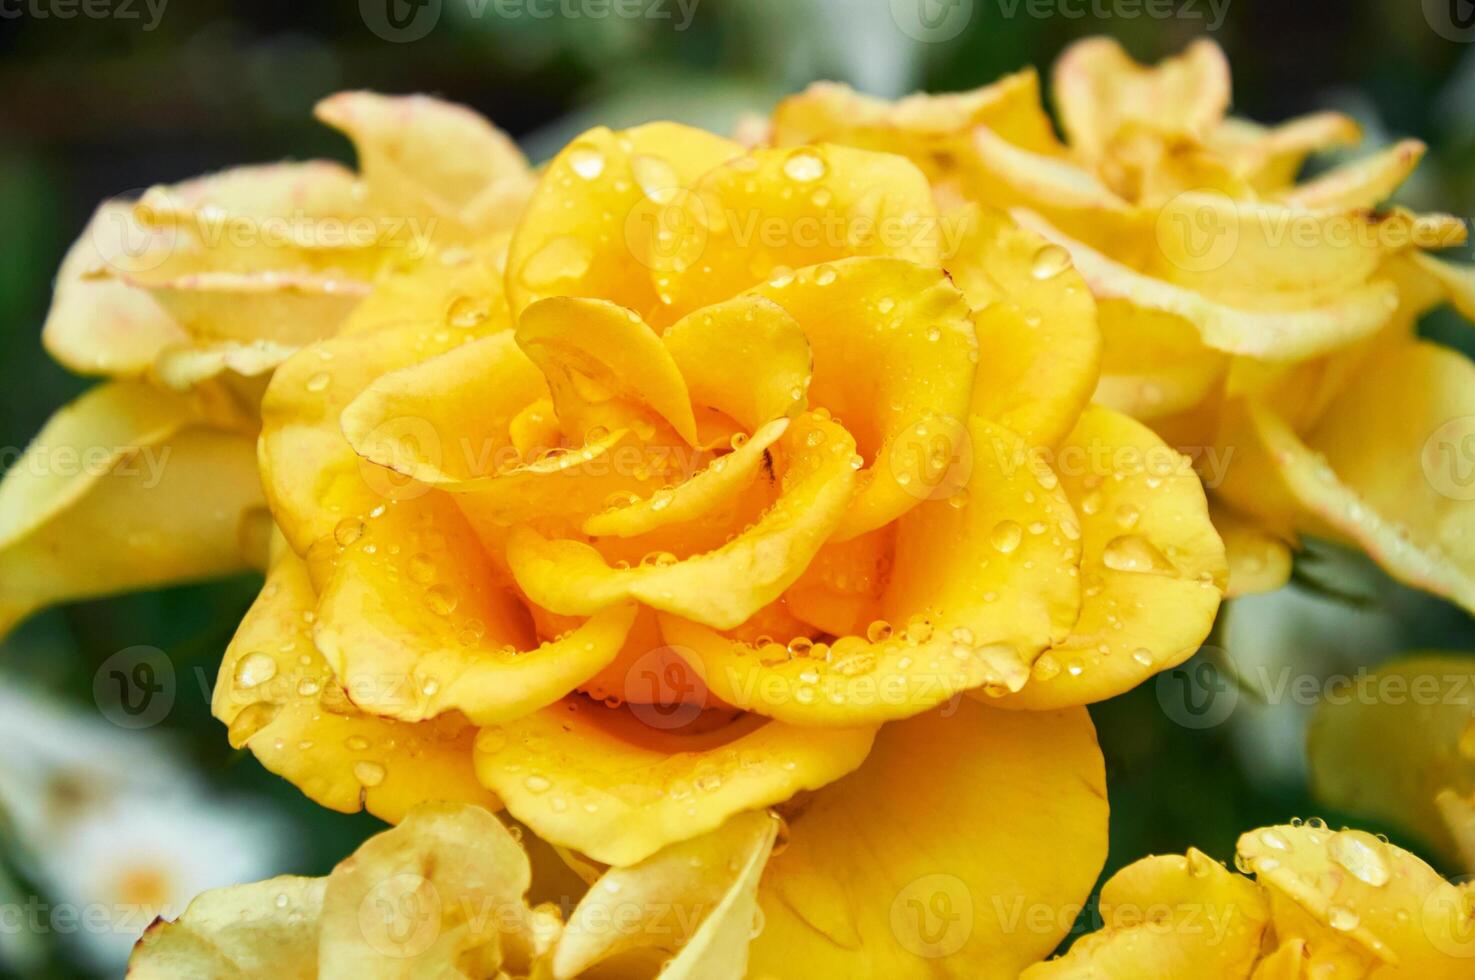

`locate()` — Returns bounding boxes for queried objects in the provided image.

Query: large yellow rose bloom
[200,105,1228,973]
[771,37,1475,611]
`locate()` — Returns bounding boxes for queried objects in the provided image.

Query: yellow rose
[1025,819,1475,978]
[771,37,1475,612]
[213,116,1227,974]
[0,93,531,635]
[129,801,774,979]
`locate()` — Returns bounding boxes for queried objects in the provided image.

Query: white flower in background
[0,683,290,974]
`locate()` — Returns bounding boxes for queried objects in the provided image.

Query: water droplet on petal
[568,146,606,180]
[1030,243,1072,280]
[782,151,827,182]
[234,652,277,689]
[354,761,386,787]
[1329,830,1391,887]
[990,520,1024,554]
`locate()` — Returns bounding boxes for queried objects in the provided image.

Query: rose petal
[951,205,1102,447]
[506,413,859,630]
[216,544,501,822]
[472,698,876,866]
[552,810,777,978]
[0,382,261,637]
[1000,406,1225,710]
[748,700,1107,978]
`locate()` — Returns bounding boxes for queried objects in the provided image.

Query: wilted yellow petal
[152,339,299,392]
[318,803,553,978]
[1277,139,1427,210]
[1013,209,1399,360]
[1410,251,1475,323]
[473,698,876,866]
[1001,406,1225,710]
[771,70,1061,184]
[1053,37,1230,163]
[1220,344,1475,613]
[0,383,261,637]
[42,200,188,377]
[128,877,324,980]
[552,810,777,978]
[315,91,532,239]
[749,700,1107,978]
[1146,195,1460,311]
[124,257,369,346]
[1211,111,1363,191]
[1093,298,1226,423]
[964,125,1132,221]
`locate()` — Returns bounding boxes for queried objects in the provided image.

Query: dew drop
[334,518,364,547]
[1102,534,1173,574]
[1329,830,1391,887]
[782,151,827,183]
[354,761,386,787]
[446,295,490,329]
[990,520,1024,554]
[1030,243,1072,280]
[425,584,459,616]
[568,146,606,180]
[234,652,278,689]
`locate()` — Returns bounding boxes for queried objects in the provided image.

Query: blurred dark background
[3,0,1475,974]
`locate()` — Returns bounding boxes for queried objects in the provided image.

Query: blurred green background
[3,0,1475,975]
